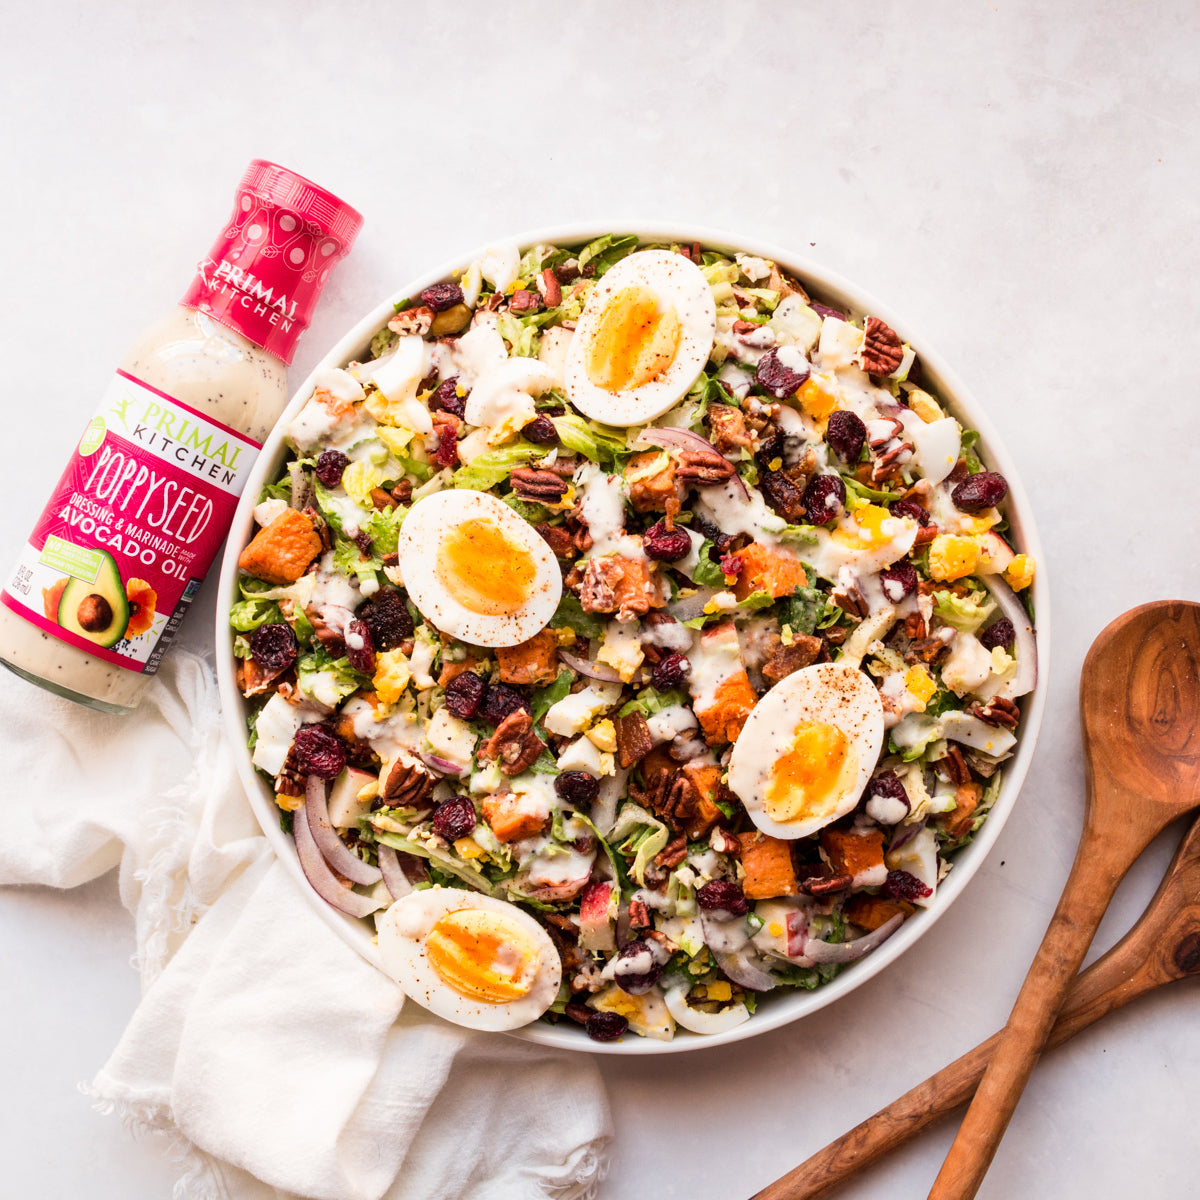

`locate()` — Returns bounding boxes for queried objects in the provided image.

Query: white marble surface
[3,2,1200,1197]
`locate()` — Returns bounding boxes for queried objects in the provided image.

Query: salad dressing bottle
[0,160,362,713]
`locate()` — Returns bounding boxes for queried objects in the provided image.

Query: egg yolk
[437,519,537,615]
[832,504,897,549]
[585,285,681,391]
[426,908,540,1003]
[763,720,859,825]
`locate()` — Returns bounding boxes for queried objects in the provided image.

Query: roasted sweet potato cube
[482,791,548,843]
[940,781,983,840]
[680,762,724,839]
[844,893,914,932]
[734,542,811,601]
[495,629,560,687]
[624,450,683,514]
[820,827,886,882]
[695,672,757,746]
[737,831,799,899]
[238,508,323,586]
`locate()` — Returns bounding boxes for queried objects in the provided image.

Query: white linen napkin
[0,651,610,1200]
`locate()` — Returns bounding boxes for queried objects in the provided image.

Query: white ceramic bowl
[215,223,1050,1055]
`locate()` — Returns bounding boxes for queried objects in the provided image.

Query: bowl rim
[215,221,1050,1055]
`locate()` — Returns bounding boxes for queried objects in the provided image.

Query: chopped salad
[230,234,1037,1042]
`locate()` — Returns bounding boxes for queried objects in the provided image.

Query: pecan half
[711,827,741,856]
[370,487,397,511]
[306,608,346,658]
[479,709,546,776]
[276,743,307,797]
[831,580,869,621]
[388,305,434,337]
[676,446,736,482]
[858,316,904,376]
[629,898,652,930]
[937,744,973,787]
[654,834,688,870]
[971,696,1020,729]
[615,711,654,769]
[391,479,414,506]
[510,468,569,500]
[382,754,437,806]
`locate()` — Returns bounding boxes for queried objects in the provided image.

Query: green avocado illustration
[57,550,131,648]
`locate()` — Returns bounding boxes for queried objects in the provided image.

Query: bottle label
[1,370,262,674]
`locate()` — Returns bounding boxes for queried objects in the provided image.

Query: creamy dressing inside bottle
[0,162,361,713]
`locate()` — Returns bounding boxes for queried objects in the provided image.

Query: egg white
[376,887,561,1031]
[396,489,562,647]
[728,662,884,840]
[564,249,716,425]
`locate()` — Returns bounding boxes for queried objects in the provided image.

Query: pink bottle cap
[180,160,363,364]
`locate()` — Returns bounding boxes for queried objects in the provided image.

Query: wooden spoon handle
[925,816,1154,1200]
[749,890,1192,1200]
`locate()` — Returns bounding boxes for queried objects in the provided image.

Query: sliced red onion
[418,752,466,776]
[558,649,622,682]
[713,946,778,992]
[888,817,926,854]
[638,426,722,456]
[980,575,1037,700]
[801,913,904,964]
[377,844,413,902]
[811,302,847,321]
[305,776,381,886]
[293,796,380,918]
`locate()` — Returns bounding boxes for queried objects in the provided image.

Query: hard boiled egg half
[377,888,562,1031]
[728,663,884,840]
[565,249,716,425]
[396,489,561,647]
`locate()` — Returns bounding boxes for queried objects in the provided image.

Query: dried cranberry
[755,347,810,398]
[420,282,464,312]
[434,426,459,468]
[479,682,531,727]
[429,377,466,419]
[291,725,346,779]
[314,449,350,489]
[951,471,1008,512]
[864,771,910,816]
[883,869,932,902]
[802,473,846,524]
[555,771,600,805]
[696,879,749,916]
[523,414,558,444]
[444,671,487,719]
[643,520,692,562]
[359,590,414,651]
[889,499,931,526]
[979,618,1016,652]
[248,622,298,672]
[879,562,918,602]
[431,795,477,842]
[719,553,744,579]
[351,530,375,557]
[826,410,867,463]
[612,940,663,995]
[344,618,376,676]
[760,469,804,522]
[651,653,691,691]
[585,1011,628,1042]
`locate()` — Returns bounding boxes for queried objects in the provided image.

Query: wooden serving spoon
[750,808,1200,1200]
[925,600,1200,1198]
